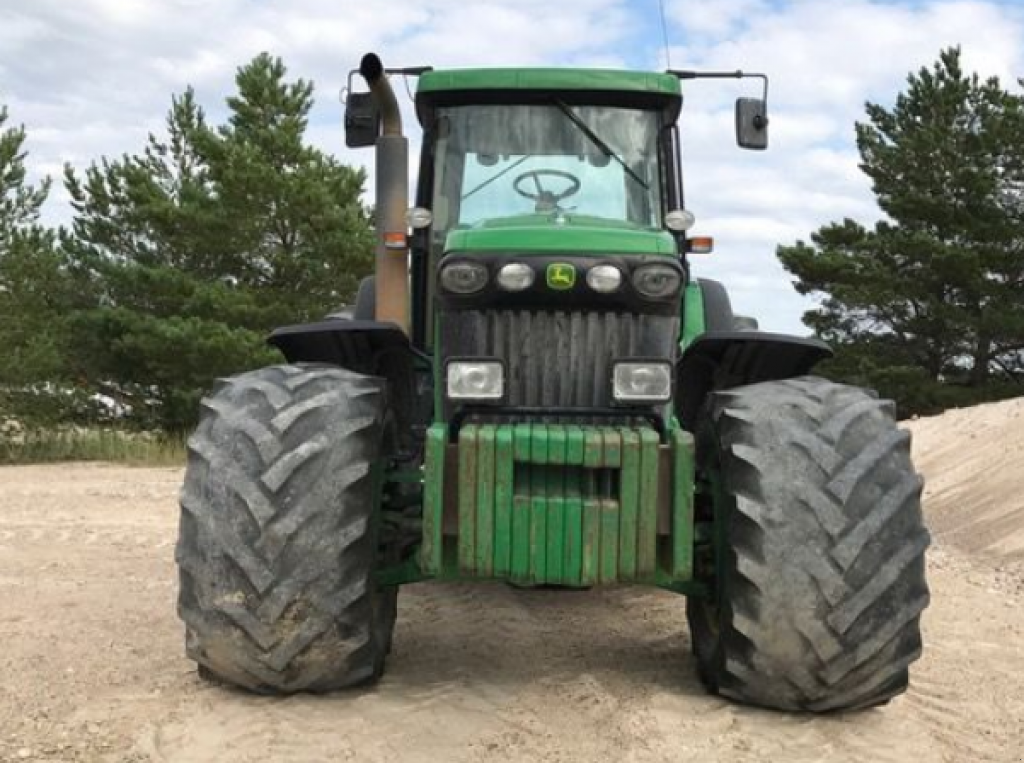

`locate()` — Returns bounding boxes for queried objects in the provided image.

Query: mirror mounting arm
[667,69,769,102]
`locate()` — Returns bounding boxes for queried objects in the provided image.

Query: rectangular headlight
[446,360,504,400]
[612,361,672,403]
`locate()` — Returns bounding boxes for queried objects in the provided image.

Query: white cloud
[2,0,1022,334]
[667,0,773,40]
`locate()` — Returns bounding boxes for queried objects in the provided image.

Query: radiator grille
[440,310,679,409]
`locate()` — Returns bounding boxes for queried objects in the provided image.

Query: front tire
[175,364,397,693]
[688,376,930,712]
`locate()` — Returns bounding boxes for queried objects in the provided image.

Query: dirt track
[2,399,1024,762]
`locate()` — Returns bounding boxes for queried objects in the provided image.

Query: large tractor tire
[175,364,397,693]
[688,376,930,712]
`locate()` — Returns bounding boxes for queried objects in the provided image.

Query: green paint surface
[601,428,622,468]
[637,428,660,578]
[445,225,676,256]
[548,426,567,464]
[494,427,514,576]
[512,496,532,581]
[681,280,706,351]
[530,496,548,583]
[421,425,447,575]
[458,426,479,573]
[580,499,601,585]
[514,423,531,461]
[583,428,603,468]
[671,426,696,580]
[531,424,549,467]
[530,425,549,582]
[545,429,566,582]
[618,428,640,579]
[564,498,584,586]
[599,499,620,584]
[566,425,586,465]
[418,68,681,96]
[475,427,496,576]
[546,497,566,584]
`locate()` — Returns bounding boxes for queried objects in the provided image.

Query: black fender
[268,319,413,374]
[696,278,735,332]
[676,330,833,429]
[268,320,431,454]
[353,276,376,321]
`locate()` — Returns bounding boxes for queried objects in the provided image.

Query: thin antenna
[658,0,672,69]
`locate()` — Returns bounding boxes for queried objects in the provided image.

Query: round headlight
[440,261,488,294]
[586,264,622,293]
[496,263,534,292]
[633,264,681,298]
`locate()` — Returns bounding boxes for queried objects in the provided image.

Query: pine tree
[778,48,1024,413]
[64,55,374,431]
[0,105,73,425]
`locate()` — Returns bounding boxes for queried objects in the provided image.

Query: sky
[2,0,1023,333]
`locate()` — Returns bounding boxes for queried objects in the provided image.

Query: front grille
[439,309,679,410]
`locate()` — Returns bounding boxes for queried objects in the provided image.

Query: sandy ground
[2,398,1024,762]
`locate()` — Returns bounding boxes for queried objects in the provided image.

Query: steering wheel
[512,169,582,211]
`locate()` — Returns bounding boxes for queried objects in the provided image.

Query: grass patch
[0,429,187,466]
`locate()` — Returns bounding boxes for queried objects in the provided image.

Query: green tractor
[175,53,930,712]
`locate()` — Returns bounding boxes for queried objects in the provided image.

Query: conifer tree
[64,54,374,430]
[779,48,1024,412]
[0,105,73,424]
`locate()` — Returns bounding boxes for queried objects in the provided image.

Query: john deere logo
[546,263,576,290]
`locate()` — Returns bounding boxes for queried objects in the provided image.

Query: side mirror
[735,98,768,150]
[344,91,381,148]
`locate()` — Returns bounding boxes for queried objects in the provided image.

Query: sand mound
[907,395,1024,561]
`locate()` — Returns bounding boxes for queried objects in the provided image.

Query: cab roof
[415,67,682,125]
[417,68,681,96]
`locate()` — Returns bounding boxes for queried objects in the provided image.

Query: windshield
[431,103,663,236]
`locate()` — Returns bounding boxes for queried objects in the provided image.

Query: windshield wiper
[553,99,648,191]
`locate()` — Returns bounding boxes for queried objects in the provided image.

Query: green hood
[444,216,677,255]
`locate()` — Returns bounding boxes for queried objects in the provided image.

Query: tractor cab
[412,69,682,258]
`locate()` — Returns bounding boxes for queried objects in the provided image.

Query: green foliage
[0,106,49,243]
[0,106,79,426]
[779,48,1024,415]
[63,53,373,431]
